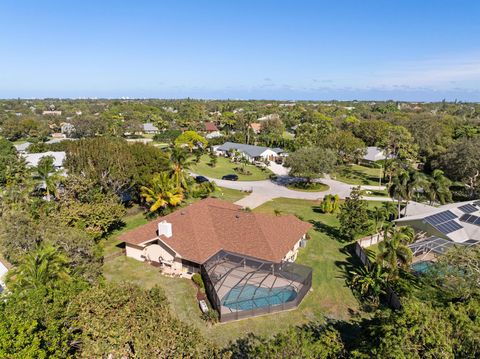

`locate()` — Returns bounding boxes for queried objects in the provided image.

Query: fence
[353,242,402,310]
[104,249,125,262]
[201,250,312,322]
[357,233,384,248]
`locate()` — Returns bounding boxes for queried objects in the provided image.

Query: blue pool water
[222,284,297,311]
[411,261,433,274]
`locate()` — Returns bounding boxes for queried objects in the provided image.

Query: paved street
[193,169,391,208]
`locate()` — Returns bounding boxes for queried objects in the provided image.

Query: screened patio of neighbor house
[201,250,312,322]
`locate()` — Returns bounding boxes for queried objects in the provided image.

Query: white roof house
[215,142,285,162]
[396,200,480,245]
[142,123,159,134]
[14,142,32,153]
[22,151,66,169]
[363,146,387,162]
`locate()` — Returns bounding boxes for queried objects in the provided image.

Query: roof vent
[235,214,240,219]
[158,220,172,238]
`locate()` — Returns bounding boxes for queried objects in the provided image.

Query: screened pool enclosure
[201,250,312,322]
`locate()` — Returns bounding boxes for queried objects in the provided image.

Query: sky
[1,0,479,101]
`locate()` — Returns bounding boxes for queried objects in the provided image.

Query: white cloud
[370,53,480,89]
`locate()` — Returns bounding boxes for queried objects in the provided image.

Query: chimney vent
[158,220,172,238]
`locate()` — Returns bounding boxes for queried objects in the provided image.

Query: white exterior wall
[125,243,146,261]
[259,149,279,160]
[282,235,305,262]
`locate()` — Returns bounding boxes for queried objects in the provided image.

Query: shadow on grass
[309,219,350,243]
[340,168,378,185]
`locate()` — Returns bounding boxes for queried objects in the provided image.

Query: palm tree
[169,147,192,190]
[388,170,408,218]
[425,169,452,205]
[140,172,184,212]
[377,229,413,279]
[349,263,388,304]
[6,244,71,291]
[371,206,387,235]
[389,169,428,217]
[35,155,61,201]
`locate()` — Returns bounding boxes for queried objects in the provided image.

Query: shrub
[319,194,340,213]
[201,309,219,323]
[192,273,205,289]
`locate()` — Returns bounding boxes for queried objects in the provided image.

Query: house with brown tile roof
[204,121,218,132]
[118,198,312,274]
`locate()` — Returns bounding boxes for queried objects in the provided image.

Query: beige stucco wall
[144,242,175,263]
[282,235,305,262]
[126,240,184,271]
[125,243,146,261]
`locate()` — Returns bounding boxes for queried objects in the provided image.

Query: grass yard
[191,154,272,181]
[102,196,369,346]
[334,164,383,186]
[210,186,249,203]
[286,182,330,192]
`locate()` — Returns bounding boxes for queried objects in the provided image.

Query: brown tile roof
[118,198,312,263]
[204,122,218,132]
[250,123,262,133]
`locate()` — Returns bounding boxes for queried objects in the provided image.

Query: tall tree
[425,169,452,205]
[337,186,370,240]
[435,136,480,198]
[140,172,184,213]
[377,228,413,279]
[34,155,61,201]
[6,244,72,292]
[285,147,337,183]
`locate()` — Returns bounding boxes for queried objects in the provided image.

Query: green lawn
[191,154,272,181]
[286,182,330,192]
[210,186,249,202]
[333,164,383,186]
[102,196,367,346]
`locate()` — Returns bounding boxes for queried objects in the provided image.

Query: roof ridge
[252,212,280,261]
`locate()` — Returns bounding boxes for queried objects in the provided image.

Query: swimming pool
[411,261,433,274]
[222,284,297,311]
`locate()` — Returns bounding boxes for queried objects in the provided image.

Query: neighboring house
[257,113,279,122]
[204,122,223,139]
[119,198,311,273]
[45,137,74,145]
[14,142,32,153]
[250,122,262,134]
[42,110,62,116]
[214,141,285,162]
[142,123,159,134]
[61,122,75,137]
[363,146,387,162]
[126,138,153,144]
[206,131,223,139]
[396,200,480,260]
[22,151,66,169]
[51,132,67,139]
[204,122,218,133]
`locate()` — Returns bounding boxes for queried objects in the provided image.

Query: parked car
[195,175,209,183]
[222,174,239,181]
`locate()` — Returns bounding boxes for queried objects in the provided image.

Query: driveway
[192,171,390,209]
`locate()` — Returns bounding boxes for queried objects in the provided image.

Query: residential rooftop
[119,198,312,264]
